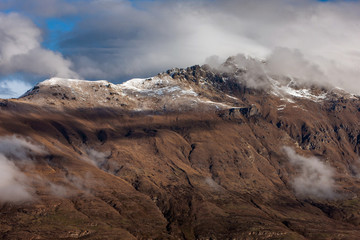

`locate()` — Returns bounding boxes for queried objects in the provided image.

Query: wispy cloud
[283,146,338,200]
[83,148,109,167]
[0,135,47,203]
[0,135,95,201]
[0,154,33,202]
[82,148,121,175]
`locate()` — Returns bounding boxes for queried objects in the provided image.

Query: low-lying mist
[283,146,338,200]
[0,135,47,203]
[0,135,124,203]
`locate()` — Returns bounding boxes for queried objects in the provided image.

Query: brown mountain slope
[1,90,360,239]
[1,62,360,239]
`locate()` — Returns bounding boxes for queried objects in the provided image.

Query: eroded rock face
[1,62,360,239]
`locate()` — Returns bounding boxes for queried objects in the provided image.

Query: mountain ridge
[19,60,359,113]
[1,58,360,239]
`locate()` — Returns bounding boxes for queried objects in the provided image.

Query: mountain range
[1,57,360,239]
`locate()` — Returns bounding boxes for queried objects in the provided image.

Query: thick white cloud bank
[0,12,78,98]
[0,13,77,78]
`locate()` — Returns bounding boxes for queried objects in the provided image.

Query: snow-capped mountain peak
[19,62,359,113]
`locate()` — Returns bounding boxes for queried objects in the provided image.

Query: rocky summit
[1,58,360,239]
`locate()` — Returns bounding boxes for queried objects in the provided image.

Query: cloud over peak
[1,0,360,97]
[60,0,360,89]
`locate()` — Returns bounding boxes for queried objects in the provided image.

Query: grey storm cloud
[1,0,360,95]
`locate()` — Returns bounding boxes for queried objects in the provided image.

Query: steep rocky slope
[1,60,360,239]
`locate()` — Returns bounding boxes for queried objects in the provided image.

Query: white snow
[268,76,327,102]
[34,73,355,112]
[120,76,198,98]
[278,85,327,101]
[226,94,239,100]
[120,78,149,91]
[119,76,235,109]
[198,99,238,109]
[39,77,109,88]
[278,104,286,111]
[121,76,174,91]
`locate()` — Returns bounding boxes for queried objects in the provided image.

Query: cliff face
[1,62,360,239]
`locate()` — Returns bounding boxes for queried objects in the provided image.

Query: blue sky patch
[43,18,77,51]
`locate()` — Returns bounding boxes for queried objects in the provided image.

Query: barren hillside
[1,61,360,239]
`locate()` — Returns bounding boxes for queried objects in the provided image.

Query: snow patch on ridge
[39,77,110,88]
[121,76,172,91]
[268,76,327,102]
[279,86,327,101]
[121,76,198,97]
[28,72,357,112]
